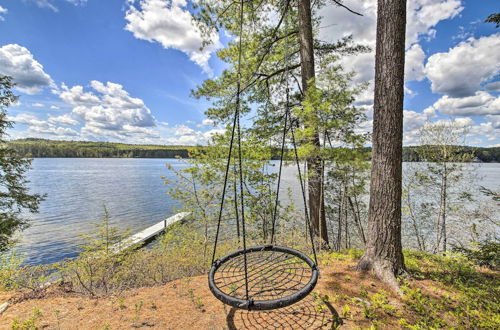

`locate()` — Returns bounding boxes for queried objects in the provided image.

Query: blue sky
[0,0,498,146]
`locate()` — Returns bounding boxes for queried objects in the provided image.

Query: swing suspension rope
[209,0,319,311]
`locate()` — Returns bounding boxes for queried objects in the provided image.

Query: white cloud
[427,92,500,116]
[319,0,462,84]
[0,5,7,21]
[423,106,437,117]
[48,114,79,126]
[30,124,79,137]
[405,44,426,81]
[173,124,195,136]
[8,113,46,126]
[166,127,224,145]
[486,115,500,129]
[406,0,463,45]
[468,121,499,141]
[424,34,500,97]
[485,81,500,92]
[58,83,100,105]
[198,118,215,127]
[8,113,79,138]
[404,110,427,132]
[125,0,221,75]
[56,80,157,141]
[31,103,44,108]
[50,105,60,110]
[0,44,54,94]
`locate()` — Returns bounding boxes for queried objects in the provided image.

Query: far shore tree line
[7,138,500,162]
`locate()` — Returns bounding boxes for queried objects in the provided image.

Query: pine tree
[356,0,407,291]
[0,75,44,251]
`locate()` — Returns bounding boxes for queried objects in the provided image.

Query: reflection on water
[19,158,185,265]
[16,159,500,265]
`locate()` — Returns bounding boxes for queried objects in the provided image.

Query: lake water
[15,158,500,265]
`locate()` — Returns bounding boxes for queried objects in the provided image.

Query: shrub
[452,240,500,270]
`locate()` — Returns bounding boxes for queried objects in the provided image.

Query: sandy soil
[0,259,402,329]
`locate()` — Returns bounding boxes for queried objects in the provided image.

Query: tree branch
[256,63,301,81]
[331,0,363,16]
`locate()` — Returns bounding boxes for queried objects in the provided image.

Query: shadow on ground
[226,296,341,329]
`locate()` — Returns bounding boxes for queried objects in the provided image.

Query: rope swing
[208,0,319,311]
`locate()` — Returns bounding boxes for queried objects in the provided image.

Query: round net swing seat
[209,245,319,311]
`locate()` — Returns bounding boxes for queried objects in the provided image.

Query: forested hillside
[7,138,199,158]
[6,138,500,161]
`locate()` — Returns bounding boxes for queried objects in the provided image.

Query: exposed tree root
[357,256,404,295]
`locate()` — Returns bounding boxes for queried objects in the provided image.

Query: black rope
[290,121,318,264]
[211,0,247,267]
[235,0,250,301]
[233,164,241,242]
[270,109,287,244]
[211,102,239,265]
[270,0,290,245]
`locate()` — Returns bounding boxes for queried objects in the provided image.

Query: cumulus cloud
[406,0,463,45]
[31,103,44,108]
[173,124,195,136]
[55,80,158,141]
[48,114,79,126]
[405,44,426,81]
[58,83,100,105]
[165,126,224,145]
[125,0,221,75]
[319,0,462,83]
[8,113,79,138]
[426,92,500,116]
[199,118,215,127]
[404,110,428,131]
[424,34,500,97]
[0,44,54,94]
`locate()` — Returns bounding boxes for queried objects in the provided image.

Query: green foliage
[452,241,500,270]
[59,208,131,296]
[0,243,58,298]
[57,209,235,297]
[485,13,500,27]
[0,246,23,290]
[403,250,500,329]
[165,130,295,248]
[0,76,44,251]
[8,138,202,158]
[11,307,43,330]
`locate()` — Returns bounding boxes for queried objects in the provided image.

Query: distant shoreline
[7,138,500,162]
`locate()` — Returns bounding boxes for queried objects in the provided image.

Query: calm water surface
[17,159,500,265]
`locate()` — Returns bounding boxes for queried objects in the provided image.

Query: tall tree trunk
[438,163,447,254]
[297,0,328,245]
[357,0,406,291]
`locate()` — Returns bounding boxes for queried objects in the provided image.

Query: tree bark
[297,0,328,245]
[357,0,406,291]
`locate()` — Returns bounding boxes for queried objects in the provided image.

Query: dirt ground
[0,259,401,329]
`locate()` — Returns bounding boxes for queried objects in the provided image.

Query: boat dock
[112,211,191,253]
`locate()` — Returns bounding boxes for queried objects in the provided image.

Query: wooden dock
[112,212,190,253]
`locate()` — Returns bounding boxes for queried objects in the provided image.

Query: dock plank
[113,212,190,253]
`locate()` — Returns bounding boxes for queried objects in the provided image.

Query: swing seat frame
[209,245,319,311]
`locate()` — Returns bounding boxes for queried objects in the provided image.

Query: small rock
[0,302,9,315]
